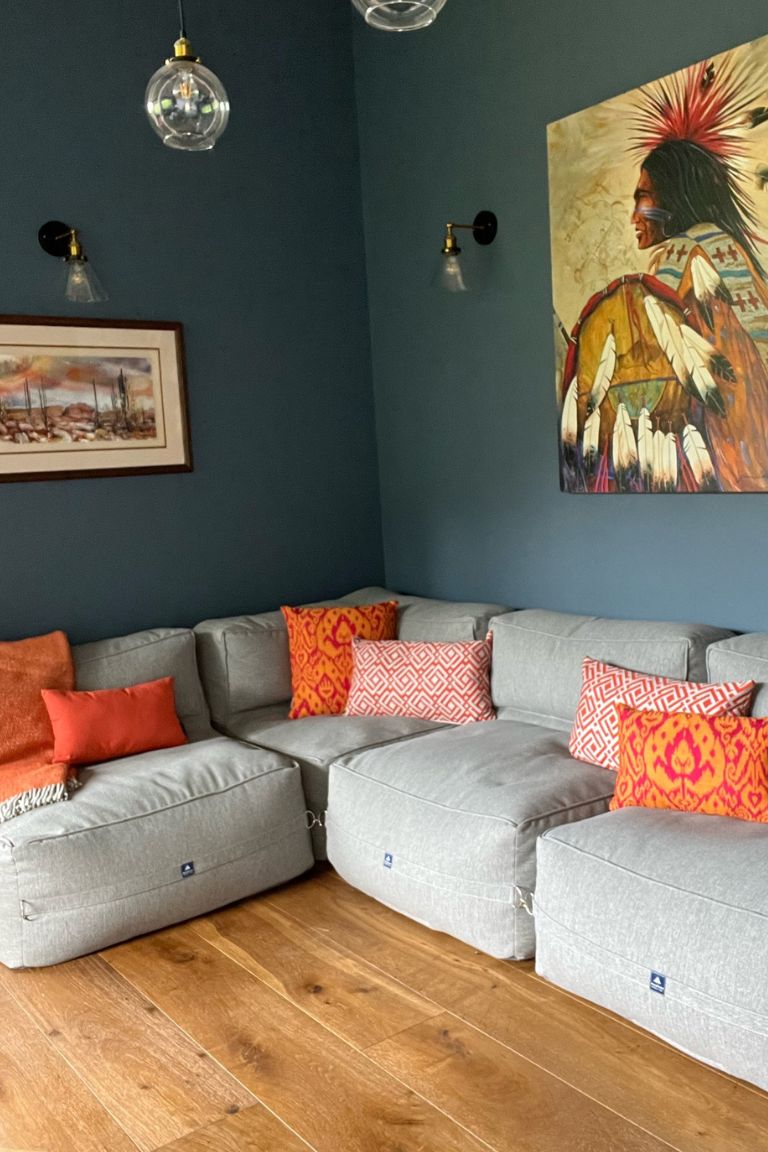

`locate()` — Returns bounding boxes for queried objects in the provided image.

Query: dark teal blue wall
[1,0,382,643]
[354,0,768,631]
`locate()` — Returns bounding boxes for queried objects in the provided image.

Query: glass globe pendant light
[350,0,448,32]
[145,0,230,151]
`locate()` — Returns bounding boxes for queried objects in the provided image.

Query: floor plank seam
[437,1006,684,1152]
[99,943,321,1152]
[0,962,145,1152]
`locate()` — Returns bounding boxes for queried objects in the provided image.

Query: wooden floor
[1,868,766,1152]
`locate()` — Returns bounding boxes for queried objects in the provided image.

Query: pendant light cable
[177,0,186,39]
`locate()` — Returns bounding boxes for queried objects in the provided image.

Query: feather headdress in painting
[629,57,766,261]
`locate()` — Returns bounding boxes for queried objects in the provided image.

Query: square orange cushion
[281,601,398,718]
[42,676,187,765]
[612,704,768,823]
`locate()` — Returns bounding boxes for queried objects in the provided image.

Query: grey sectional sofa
[1,585,764,1094]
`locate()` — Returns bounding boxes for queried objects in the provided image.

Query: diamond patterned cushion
[612,706,768,822]
[569,657,754,770]
[345,636,495,725]
[281,601,398,719]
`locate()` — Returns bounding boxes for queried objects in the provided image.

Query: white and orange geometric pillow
[345,635,495,725]
[569,657,754,771]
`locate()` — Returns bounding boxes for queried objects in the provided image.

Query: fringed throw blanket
[0,630,77,823]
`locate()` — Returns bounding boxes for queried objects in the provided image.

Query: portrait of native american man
[549,39,768,493]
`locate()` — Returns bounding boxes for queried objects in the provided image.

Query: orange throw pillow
[612,704,768,823]
[281,601,398,718]
[42,676,187,765]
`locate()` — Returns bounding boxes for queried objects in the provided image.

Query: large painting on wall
[549,36,768,493]
[0,317,189,482]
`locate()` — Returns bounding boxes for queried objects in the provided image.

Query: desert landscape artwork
[549,34,768,493]
[0,319,189,481]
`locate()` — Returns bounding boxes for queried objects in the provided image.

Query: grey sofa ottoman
[326,608,735,959]
[194,586,508,857]
[0,626,313,968]
[327,720,614,959]
[535,809,768,1091]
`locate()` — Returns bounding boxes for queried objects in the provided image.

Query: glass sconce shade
[437,253,468,292]
[65,258,107,304]
[351,0,448,31]
[145,56,230,151]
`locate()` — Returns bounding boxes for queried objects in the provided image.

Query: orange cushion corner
[42,675,187,766]
[281,600,398,718]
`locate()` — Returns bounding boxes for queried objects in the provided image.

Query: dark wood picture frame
[0,316,191,482]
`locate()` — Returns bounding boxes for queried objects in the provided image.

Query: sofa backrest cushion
[194,586,509,726]
[490,609,734,731]
[73,628,213,741]
[707,634,768,716]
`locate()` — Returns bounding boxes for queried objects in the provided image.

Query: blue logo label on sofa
[180,861,195,878]
[650,971,666,995]
[383,852,393,869]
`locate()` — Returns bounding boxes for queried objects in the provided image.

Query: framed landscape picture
[0,316,190,482]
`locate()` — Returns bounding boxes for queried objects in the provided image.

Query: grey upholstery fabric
[535,809,768,1092]
[326,721,614,959]
[194,587,508,724]
[0,737,313,967]
[228,705,444,858]
[490,610,733,730]
[74,628,214,741]
[707,633,768,716]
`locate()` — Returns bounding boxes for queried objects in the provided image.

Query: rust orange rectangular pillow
[281,601,398,718]
[612,704,768,823]
[42,676,187,765]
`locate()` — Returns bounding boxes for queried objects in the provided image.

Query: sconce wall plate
[38,220,75,260]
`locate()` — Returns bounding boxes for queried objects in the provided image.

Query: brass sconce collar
[442,224,461,255]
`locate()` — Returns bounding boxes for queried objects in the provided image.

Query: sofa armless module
[534,630,768,1094]
[194,586,509,857]
[0,627,313,968]
[327,609,734,960]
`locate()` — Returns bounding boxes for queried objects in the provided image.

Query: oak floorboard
[368,1012,672,1152]
[191,898,442,1049]
[155,1104,313,1151]
[104,922,492,1152]
[0,981,139,1152]
[1,956,254,1152]
[265,870,768,1152]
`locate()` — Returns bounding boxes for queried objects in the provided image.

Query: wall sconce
[351,0,448,31]
[38,221,108,304]
[145,0,230,151]
[437,210,498,292]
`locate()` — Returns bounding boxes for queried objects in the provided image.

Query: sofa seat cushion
[0,737,313,968]
[534,808,768,1092]
[226,705,445,857]
[326,721,615,960]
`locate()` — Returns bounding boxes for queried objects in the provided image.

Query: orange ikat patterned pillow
[281,601,398,718]
[612,705,768,823]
